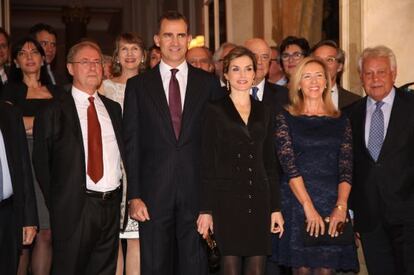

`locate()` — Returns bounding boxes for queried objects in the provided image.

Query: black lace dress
[270,110,358,271]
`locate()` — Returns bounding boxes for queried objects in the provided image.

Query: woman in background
[2,36,63,275]
[279,36,310,84]
[100,32,145,275]
[197,46,284,275]
[272,57,358,274]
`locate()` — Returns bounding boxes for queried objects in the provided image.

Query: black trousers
[51,193,120,275]
[360,220,414,275]
[0,198,18,275]
[140,194,208,275]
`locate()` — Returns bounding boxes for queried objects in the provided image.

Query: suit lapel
[353,97,372,160]
[145,66,176,140]
[180,66,203,140]
[377,90,406,161]
[0,108,15,183]
[60,93,84,150]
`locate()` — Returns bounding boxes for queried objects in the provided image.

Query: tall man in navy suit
[348,45,414,275]
[123,11,223,275]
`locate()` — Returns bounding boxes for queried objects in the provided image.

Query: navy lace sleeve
[275,111,301,179]
[338,117,353,185]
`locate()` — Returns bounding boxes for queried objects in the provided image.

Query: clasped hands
[304,201,347,238]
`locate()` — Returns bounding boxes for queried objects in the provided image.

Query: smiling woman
[270,56,358,274]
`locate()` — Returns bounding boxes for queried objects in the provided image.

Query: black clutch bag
[303,217,354,246]
[205,230,221,272]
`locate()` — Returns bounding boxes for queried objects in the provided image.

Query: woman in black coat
[197,46,284,275]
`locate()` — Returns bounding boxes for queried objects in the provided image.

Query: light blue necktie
[252,86,259,101]
[367,101,384,161]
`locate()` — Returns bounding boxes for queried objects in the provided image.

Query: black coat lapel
[0,108,15,183]
[222,95,252,138]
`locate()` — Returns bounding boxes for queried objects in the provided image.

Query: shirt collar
[159,59,188,77]
[72,85,99,103]
[367,87,395,108]
[332,83,338,93]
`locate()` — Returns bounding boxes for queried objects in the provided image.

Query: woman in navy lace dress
[272,57,358,274]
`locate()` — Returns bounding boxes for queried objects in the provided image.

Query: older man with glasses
[311,40,361,109]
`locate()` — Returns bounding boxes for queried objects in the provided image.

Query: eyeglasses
[281,52,304,61]
[17,50,41,58]
[321,56,337,64]
[70,60,103,67]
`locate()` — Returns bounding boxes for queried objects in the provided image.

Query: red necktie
[169,68,182,139]
[87,96,103,183]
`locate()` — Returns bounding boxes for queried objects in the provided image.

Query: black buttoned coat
[200,95,281,256]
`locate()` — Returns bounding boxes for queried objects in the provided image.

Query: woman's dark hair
[279,36,310,71]
[223,46,257,75]
[9,36,52,85]
[222,46,257,91]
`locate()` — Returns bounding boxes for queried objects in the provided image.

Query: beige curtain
[272,0,323,45]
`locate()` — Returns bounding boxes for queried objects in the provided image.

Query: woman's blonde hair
[288,57,339,117]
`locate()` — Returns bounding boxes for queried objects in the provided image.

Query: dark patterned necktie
[87,96,103,183]
[252,86,259,100]
[169,68,182,139]
[367,101,384,161]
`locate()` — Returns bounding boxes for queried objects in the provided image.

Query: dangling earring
[15,63,20,68]
[226,80,230,92]
[141,57,145,64]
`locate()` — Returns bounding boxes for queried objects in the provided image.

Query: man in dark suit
[311,40,361,109]
[0,28,10,95]
[347,45,414,275]
[0,102,37,275]
[29,23,68,86]
[123,11,223,275]
[244,38,289,113]
[33,41,125,275]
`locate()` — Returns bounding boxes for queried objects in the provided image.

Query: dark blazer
[200,96,280,255]
[32,91,126,240]
[0,101,37,252]
[123,64,224,215]
[263,81,289,114]
[348,89,414,233]
[338,86,361,109]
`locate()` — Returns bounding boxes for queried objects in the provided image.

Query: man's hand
[22,226,37,245]
[129,198,150,222]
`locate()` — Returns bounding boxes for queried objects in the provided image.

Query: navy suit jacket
[123,64,224,216]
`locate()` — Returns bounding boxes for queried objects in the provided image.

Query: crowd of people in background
[0,9,413,275]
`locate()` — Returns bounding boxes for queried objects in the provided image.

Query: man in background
[268,46,287,86]
[186,46,214,73]
[311,40,360,109]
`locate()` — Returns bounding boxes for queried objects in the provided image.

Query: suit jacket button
[248,209,252,214]
[249,180,253,185]
[248,154,253,159]
[248,167,252,172]
[237,153,241,158]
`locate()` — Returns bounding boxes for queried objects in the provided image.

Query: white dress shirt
[0,67,7,84]
[0,129,13,199]
[71,86,122,192]
[331,84,339,109]
[364,88,395,146]
[159,60,188,110]
[250,79,266,101]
